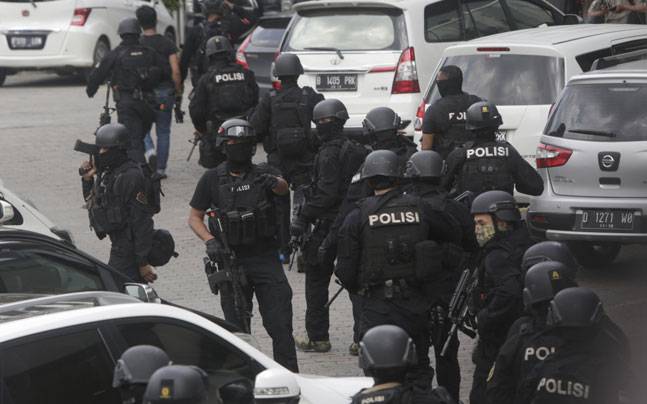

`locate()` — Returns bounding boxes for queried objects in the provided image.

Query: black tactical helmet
[522,241,580,277]
[465,101,503,131]
[523,261,578,308]
[147,229,179,267]
[202,0,225,15]
[96,123,130,149]
[362,107,401,134]
[143,365,208,404]
[359,325,417,371]
[360,150,401,180]
[470,190,520,222]
[118,18,142,37]
[404,150,444,179]
[547,287,604,328]
[274,53,304,77]
[218,119,256,142]
[205,35,233,58]
[312,99,349,123]
[113,345,171,388]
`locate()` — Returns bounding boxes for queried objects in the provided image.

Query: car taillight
[392,47,420,94]
[536,143,572,168]
[236,32,252,70]
[414,100,426,131]
[477,47,510,52]
[71,8,91,26]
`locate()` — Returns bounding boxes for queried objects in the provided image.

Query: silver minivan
[528,58,647,266]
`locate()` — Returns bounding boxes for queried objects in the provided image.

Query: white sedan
[0,0,177,85]
[0,291,372,403]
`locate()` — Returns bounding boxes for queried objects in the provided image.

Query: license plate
[578,209,636,231]
[9,35,44,49]
[316,74,358,92]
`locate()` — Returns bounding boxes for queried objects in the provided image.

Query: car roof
[571,68,647,82]
[294,0,409,11]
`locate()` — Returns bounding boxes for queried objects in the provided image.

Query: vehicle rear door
[243,16,289,93]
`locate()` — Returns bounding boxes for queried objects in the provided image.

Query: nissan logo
[601,154,615,169]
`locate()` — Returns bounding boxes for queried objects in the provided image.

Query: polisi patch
[130,51,144,56]
[536,377,590,399]
[466,146,509,159]
[214,72,245,83]
[368,210,420,227]
[524,346,556,361]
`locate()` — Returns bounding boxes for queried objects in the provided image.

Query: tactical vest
[210,164,276,246]
[269,87,311,158]
[459,140,514,195]
[358,193,429,288]
[351,385,413,404]
[436,114,473,158]
[206,64,254,119]
[527,351,598,404]
[516,323,564,387]
[113,45,161,93]
[87,163,135,238]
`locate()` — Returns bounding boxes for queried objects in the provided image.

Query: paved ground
[1,72,646,402]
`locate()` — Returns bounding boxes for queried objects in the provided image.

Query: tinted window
[251,26,285,47]
[428,54,564,105]
[0,247,104,294]
[462,0,511,40]
[285,9,406,51]
[545,83,647,142]
[425,0,461,42]
[425,0,510,42]
[506,0,555,28]
[116,319,263,381]
[1,328,119,404]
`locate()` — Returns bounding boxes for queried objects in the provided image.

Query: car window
[428,54,564,105]
[0,328,119,404]
[506,0,556,28]
[115,318,264,381]
[462,0,512,40]
[545,83,647,142]
[425,0,511,42]
[0,247,104,294]
[251,26,285,47]
[424,0,462,42]
[285,8,406,51]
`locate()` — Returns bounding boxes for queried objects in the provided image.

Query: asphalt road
[1,72,645,401]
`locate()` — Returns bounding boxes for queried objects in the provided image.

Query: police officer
[403,150,478,401]
[518,287,634,404]
[468,190,534,404]
[189,35,258,169]
[290,99,367,353]
[335,150,460,387]
[352,325,456,404]
[421,65,481,158]
[79,123,157,284]
[113,345,171,404]
[443,101,543,198]
[187,119,298,372]
[86,18,166,164]
[143,365,209,404]
[180,0,256,86]
[521,241,580,275]
[250,53,324,261]
[486,261,577,404]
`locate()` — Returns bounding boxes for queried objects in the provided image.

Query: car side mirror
[0,200,15,225]
[124,283,161,303]
[254,369,300,402]
[563,14,583,25]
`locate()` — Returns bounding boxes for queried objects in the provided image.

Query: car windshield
[251,25,285,47]
[545,83,647,142]
[285,8,407,51]
[427,54,564,105]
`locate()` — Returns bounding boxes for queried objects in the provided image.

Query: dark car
[236,14,291,97]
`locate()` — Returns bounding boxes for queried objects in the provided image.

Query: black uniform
[423,92,481,160]
[189,162,298,372]
[82,160,154,283]
[180,12,255,86]
[335,189,461,387]
[86,38,166,164]
[469,226,534,404]
[351,384,455,404]
[444,139,544,197]
[189,60,258,168]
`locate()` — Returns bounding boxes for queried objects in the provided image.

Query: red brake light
[414,100,426,131]
[71,8,91,26]
[235,31,252,70]
[536,143,572,168]
[392,47,420,94]
[477,47,510,52]
[369,65,396,73]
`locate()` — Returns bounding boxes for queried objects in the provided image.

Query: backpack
[113,45,161,93]
[206,64,255,118]
[270,88,311,158]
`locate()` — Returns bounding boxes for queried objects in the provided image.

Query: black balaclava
[367,175,397,191]
[95,148,128,172]
[474,128,497,142]
[437,65,463,97]
[225,141,255,172]
[315,119,344,143]
[120,34,140,46]
[371,130,399,150]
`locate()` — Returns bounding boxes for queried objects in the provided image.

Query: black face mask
[95,148,128,172]
[368,177,396,191]
[371,130,398,150]
[316,120,343,142]
[225,142,255,170]
[436,79,461,97]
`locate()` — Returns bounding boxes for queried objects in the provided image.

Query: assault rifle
[186,131,201,161]
[204,209,251,334]
[73,140,100,176]
[98,84,115,130]
[441,264,479,356]
[324,279,345,309]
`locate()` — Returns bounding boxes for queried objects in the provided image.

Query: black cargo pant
[219,250,298,373]
[108,234,144,283]
[360,294,434,388]
[116,98,155,165]
[430,307,461,401]
[470,338,500,404]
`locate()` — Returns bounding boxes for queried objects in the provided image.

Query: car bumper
[0,30,95,69]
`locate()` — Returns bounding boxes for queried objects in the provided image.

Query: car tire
[0,68,7,87]
[567,241,621,268]
[80,38,110,83]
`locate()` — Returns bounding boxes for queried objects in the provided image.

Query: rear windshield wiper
[303,47,344,60]
[568,128,616,137]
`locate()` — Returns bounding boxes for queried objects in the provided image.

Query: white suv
[0,0,177,85]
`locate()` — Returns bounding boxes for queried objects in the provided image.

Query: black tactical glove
[254,174,279,192]
[290,216,308,238]
[206,238,224,261]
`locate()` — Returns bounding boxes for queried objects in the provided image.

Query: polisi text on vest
[215,72,245,83]
[368,210,421,227]
[466,146,509,159]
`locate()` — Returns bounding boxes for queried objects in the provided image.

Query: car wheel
[0,68,6,87]
[80,38,110,83]
[567,241,621,268]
